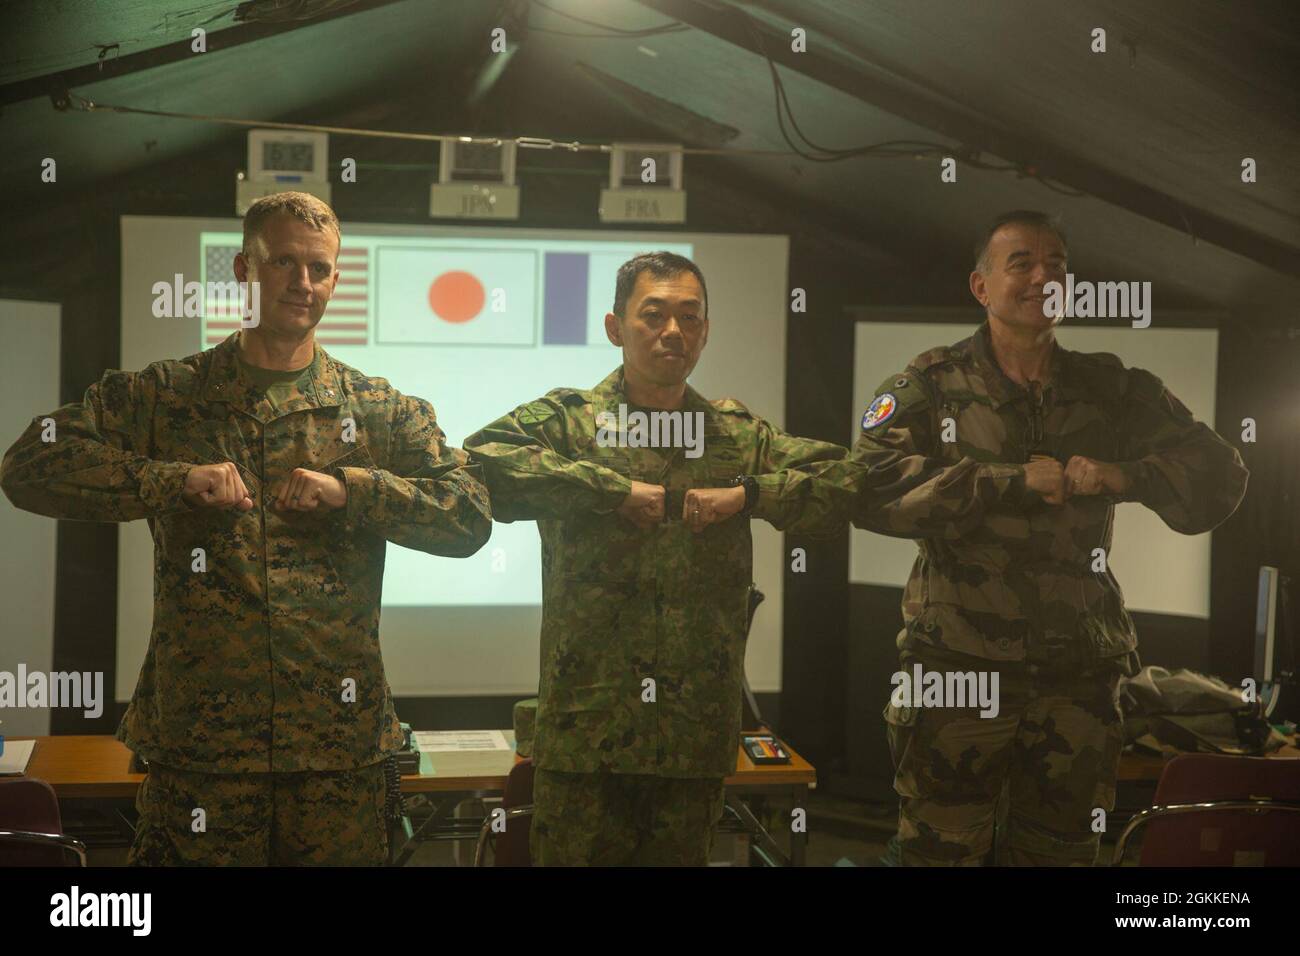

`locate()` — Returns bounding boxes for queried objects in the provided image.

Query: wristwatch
[729,475,759,516]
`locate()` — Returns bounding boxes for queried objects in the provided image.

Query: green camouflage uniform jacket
[464,366,845,778]
[0,333,492,773]
[847,321,1248,671]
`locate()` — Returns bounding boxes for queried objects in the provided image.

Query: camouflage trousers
[127,761,389,866]
[531,769,726,866]
[884,647,1125,866]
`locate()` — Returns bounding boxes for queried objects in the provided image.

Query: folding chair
[1113,753,1300,865]
[473,758,535,866]
[0,778,87,866]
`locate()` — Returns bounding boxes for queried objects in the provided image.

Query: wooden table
[1118,738,1300,782]
[13,735,144,799]
[9,733,816,866]
[394,731,815,866]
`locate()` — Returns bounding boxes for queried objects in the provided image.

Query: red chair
[0,778,87,866]
[1113,754,1300,865]
[473,758,534,867]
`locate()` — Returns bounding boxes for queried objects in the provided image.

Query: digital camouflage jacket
[1,333,492,773]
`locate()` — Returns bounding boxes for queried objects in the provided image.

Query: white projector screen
[851,318,1220,618]
[0,299,60,736]
[119,217,789,698]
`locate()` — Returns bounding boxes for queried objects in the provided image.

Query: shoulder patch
[861,369,931,432]
[712,397,753,418]
[861,392,899,430]
[516,400,559,425]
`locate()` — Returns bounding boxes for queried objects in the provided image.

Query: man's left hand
[1063,456,1129,497]
[683,486,746,534]
[274,468,348,512]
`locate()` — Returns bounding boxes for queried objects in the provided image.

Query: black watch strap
[731,475,759,516]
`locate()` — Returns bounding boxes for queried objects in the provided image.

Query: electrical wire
[56,91,808,156]
[735,6,1090,196]
[524,25,683,38]
[529,0,689,37]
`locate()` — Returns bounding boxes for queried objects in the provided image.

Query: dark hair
[612,251,709,319]
[973,210,1068,274]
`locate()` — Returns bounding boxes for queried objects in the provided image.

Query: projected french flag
[375,247,617,347]
[540,252,589,345]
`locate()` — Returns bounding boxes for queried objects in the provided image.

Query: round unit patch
[861,392,898,431]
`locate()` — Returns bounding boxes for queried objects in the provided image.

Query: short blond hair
[241,191,341,262]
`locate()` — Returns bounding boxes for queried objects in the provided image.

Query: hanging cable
[735,6,1090,196]
[528,0,690,37]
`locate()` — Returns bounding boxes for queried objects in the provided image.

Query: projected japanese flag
[376,246,538,345]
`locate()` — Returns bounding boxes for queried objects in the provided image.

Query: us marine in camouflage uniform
[0,193,492,865]
[841,211,1247,865]
[465,252,845,866]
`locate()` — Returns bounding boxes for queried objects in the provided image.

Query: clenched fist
[183,462,254,511]
[682,486,746,534]
[1064,455,1130,497]
[617,481,665,530]
[273,468,348,512]
[1023,456,1067,505]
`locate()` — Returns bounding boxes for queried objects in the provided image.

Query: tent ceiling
[2,0,1295,317]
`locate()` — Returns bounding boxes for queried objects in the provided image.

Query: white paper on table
[0,739,36,775]
[412,730,510,753]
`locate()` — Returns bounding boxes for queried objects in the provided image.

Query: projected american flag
[201,243,371,347]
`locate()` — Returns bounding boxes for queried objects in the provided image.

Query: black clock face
[263,141,315,172]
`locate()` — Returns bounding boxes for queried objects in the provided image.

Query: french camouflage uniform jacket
[0,333,492,773]
[464,366,845,778]
[845,321,1247,672]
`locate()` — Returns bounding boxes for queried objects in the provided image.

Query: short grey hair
[974,210,1068,274]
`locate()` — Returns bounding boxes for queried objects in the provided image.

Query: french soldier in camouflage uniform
[0,193,492,865]
[840,212,1248,865]
[464,252,845,866]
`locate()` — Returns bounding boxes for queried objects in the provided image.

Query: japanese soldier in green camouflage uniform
[836,211,1247,865]
[464,252,845,866]
[0,192,492,865]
